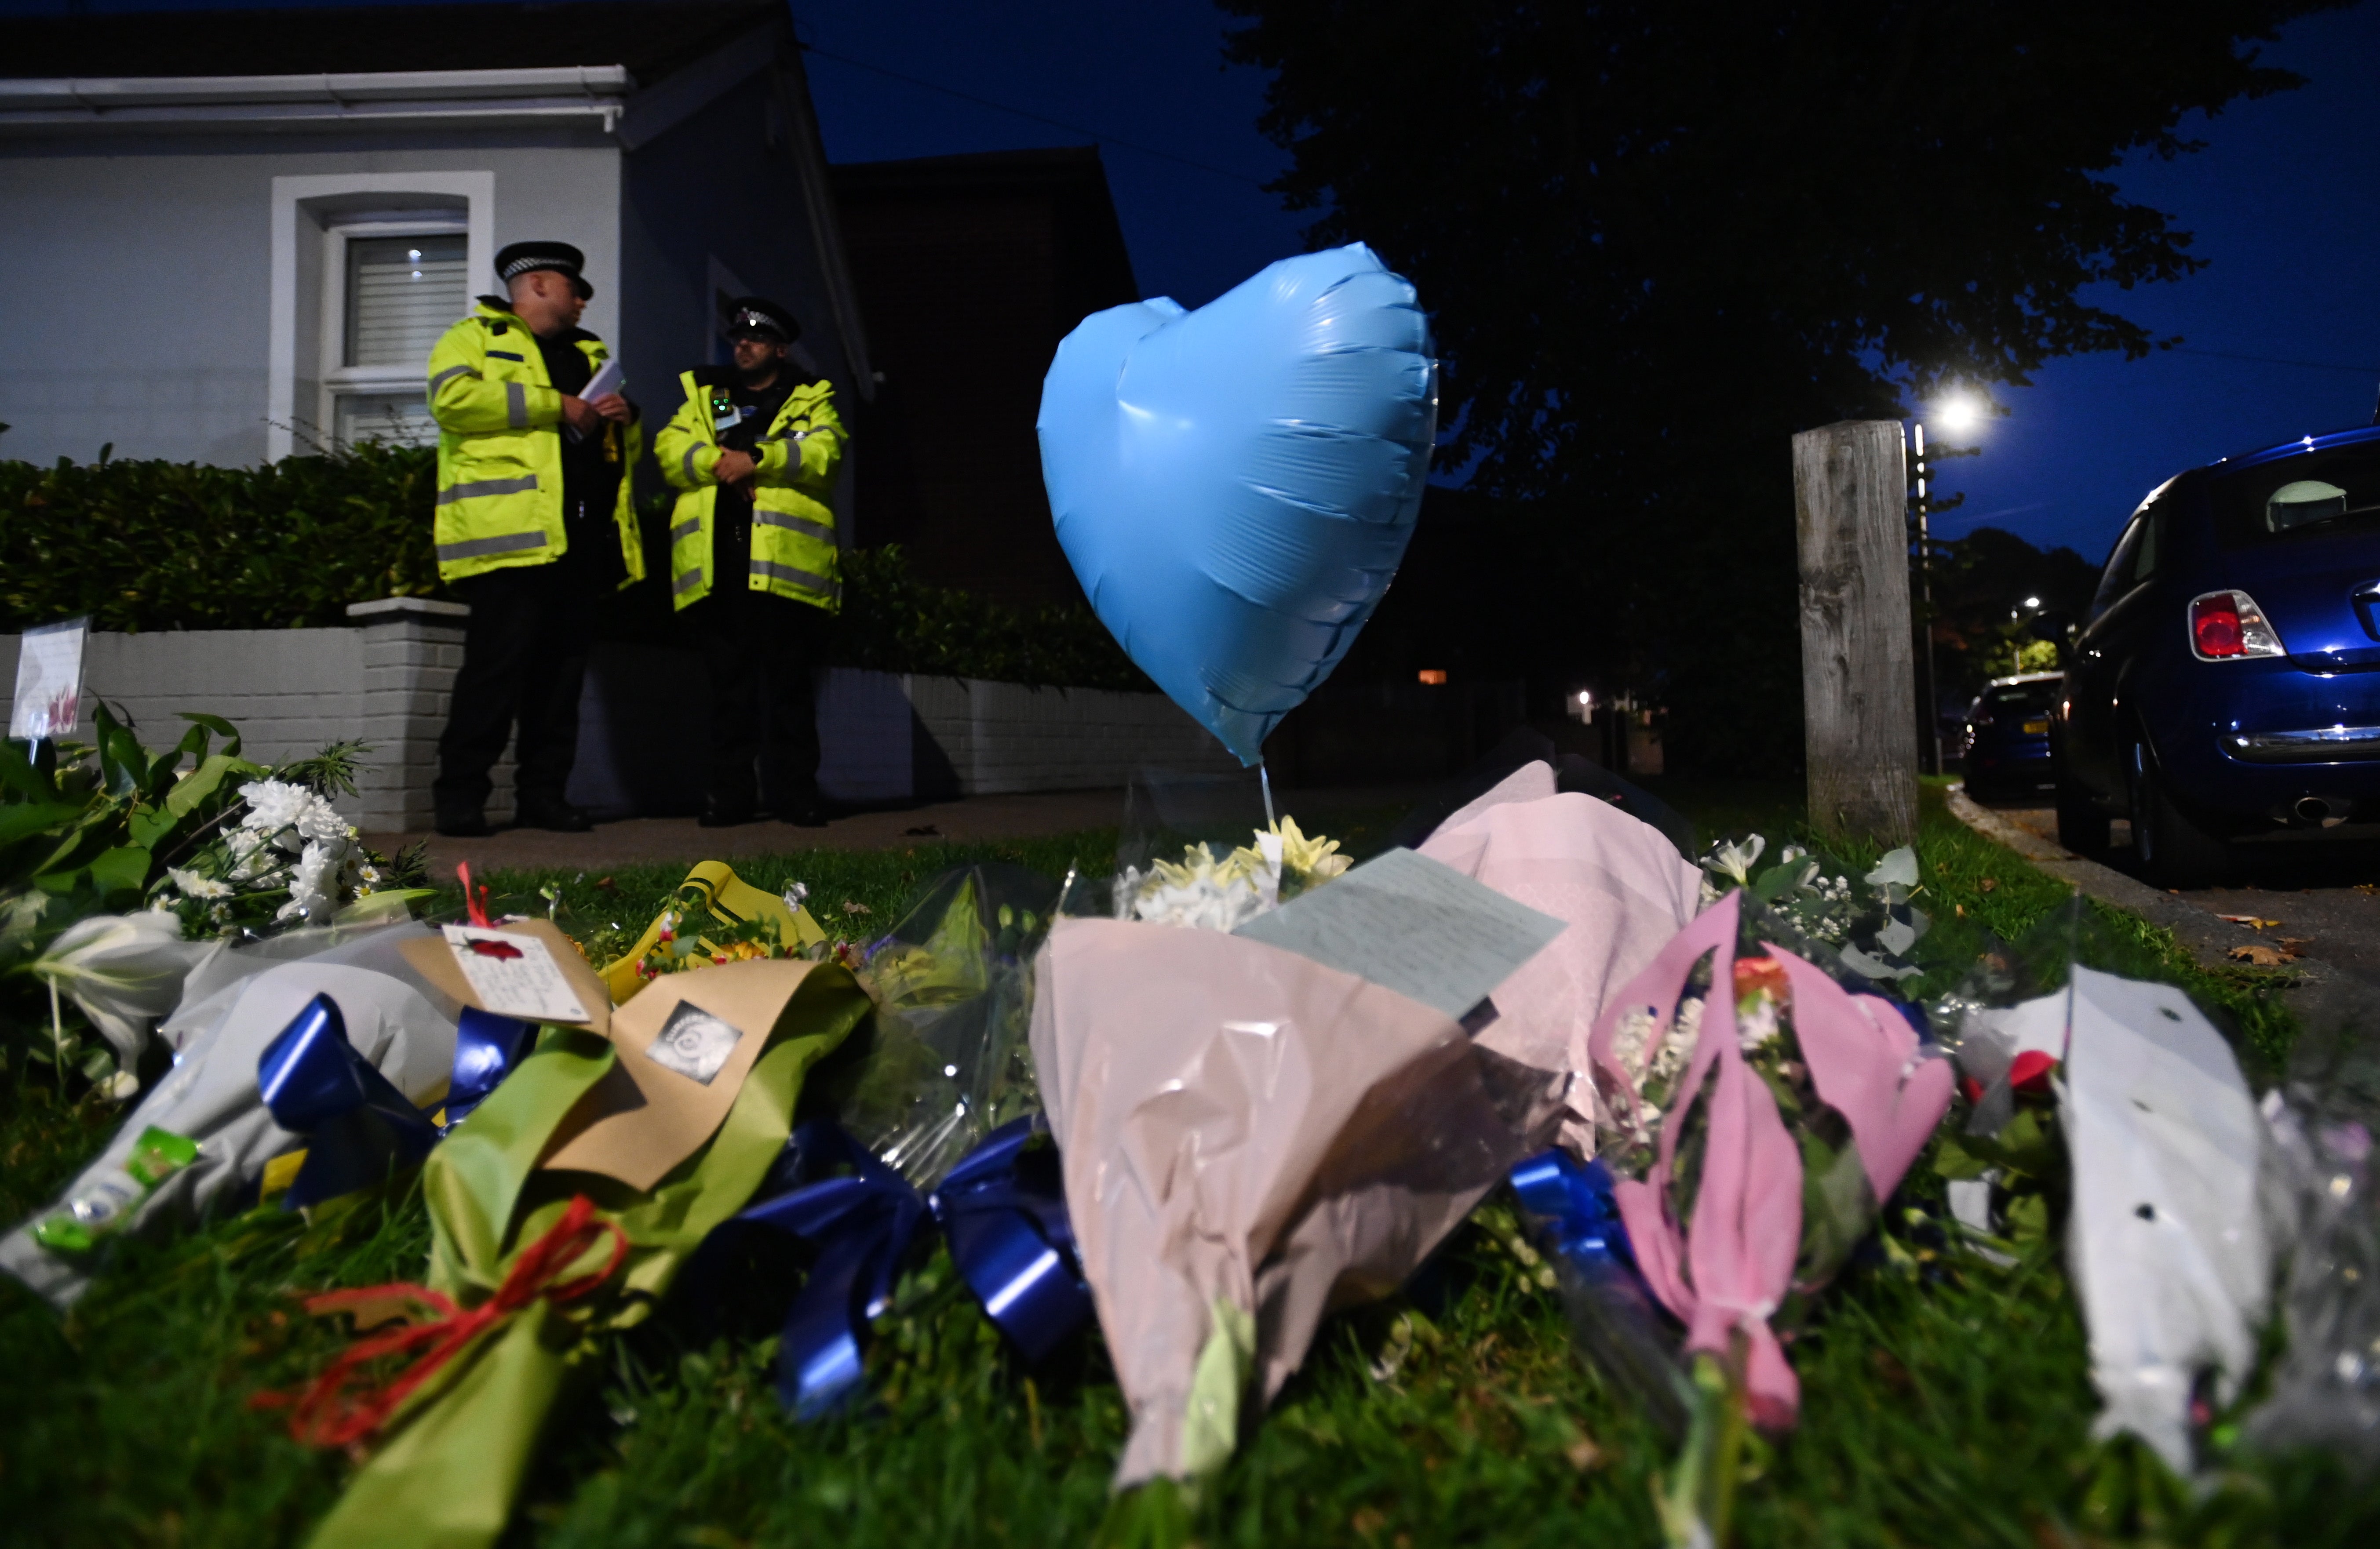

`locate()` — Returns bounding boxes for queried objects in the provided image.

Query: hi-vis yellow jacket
[423,299,645,585]
[653,367,844,611]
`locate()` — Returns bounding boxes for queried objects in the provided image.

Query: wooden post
[1793,420,1919,845]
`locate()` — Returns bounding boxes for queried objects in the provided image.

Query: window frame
[267,172,495,464]
[320,217,470,451]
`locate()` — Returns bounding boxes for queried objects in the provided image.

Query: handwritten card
[9,615,87,741]
[441,925,590,1023]
[1232,846,1565,1021]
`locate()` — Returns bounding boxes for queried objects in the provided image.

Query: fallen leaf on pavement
[2216,914,2282,930]
[2229,944,2294,966]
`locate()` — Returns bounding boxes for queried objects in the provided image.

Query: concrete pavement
[363,781,1435,879]
[1949,784,2380,1030]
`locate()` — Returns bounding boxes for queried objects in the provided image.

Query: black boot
[515,796,593,833]
[775,785,827,828]
[435,808,492,838]
[699,797,756,828]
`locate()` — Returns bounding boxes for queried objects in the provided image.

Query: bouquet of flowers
[1109,814,1350,931]
[1582,888,1956,1541]
[3,709,425,1092]
[272,953,874,1549]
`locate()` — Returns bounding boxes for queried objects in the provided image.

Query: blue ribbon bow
[1511,1149,1636,1272]
[256,993,442,1210]
[441,1006,538,1128]
[703,1114,1092,1418]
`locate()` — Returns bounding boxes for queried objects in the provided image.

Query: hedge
[0,446,1150,693]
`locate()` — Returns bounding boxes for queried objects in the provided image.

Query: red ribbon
[457,860,493,928]
[255,1193,628,1448]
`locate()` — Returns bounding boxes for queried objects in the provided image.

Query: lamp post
[1910,393,1983,777]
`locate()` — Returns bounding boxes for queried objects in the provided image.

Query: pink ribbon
[1764,947,1954,1202]
[1583,894,1952,1430]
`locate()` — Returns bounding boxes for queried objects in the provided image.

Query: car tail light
[2188,589,2285,661]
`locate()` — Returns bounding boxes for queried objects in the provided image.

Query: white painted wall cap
[346,596,470,620]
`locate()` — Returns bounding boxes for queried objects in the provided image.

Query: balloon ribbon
[254,1193,628,1447]
[703,1115,1091,1418]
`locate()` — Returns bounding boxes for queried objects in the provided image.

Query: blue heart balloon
[1038,244,1438,765]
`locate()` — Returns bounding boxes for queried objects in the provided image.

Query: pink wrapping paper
[1029,917,1551,1487]
[1418,764,1705,1147]
[1582,893,1955,1429]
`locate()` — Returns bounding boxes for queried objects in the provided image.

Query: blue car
[1961,672,2061,799]
[2055,424,2380,884]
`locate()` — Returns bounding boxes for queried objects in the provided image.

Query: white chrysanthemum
[1652,996,1701,1083]
[275,839,344,922]
[1738,995,1782,1052]
[166,866,233,900]
[237,779,311,833]
[1117,842,1279,932]
[293,796,350,844]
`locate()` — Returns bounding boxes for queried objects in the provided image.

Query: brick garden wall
[0,601,1236,831]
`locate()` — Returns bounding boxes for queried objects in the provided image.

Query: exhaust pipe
[2296,796,2333,823]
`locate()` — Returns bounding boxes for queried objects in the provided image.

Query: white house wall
[0,131,622,468]
[620,69,860,540]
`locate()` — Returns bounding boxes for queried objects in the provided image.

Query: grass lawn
[1,781,2371,1547]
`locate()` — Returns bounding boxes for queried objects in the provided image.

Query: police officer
[425,241,644,836]
[655,297,846,826]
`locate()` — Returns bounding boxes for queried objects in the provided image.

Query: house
[0,0,873,553]
[833,147,1137,607]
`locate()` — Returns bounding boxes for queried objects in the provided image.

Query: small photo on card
[645,1000,744,1085]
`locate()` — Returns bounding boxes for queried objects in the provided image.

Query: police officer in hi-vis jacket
[424,241,643,837]
[655,296,846,828]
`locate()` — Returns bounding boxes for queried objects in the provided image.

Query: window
[323,225,467,449]
[2091,517,2145,618]
[269,172,495,465]
[2210,444,2380,547]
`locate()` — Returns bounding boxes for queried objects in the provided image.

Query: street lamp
[1910,392,1990,777]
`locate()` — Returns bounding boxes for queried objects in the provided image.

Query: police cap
[495,241,593,301]
[725,296,799,344]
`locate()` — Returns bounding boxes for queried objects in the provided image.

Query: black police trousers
[434,563,596,822]
[683,587,826,813]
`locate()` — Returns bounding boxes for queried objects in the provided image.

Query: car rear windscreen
[2210,444,2380,546]
[1982,682,2059,717]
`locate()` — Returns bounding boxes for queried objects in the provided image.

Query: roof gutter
[0,65,635,134]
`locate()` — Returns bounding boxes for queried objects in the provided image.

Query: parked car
[1961,672,2061,798]
[2054,424,2380,884]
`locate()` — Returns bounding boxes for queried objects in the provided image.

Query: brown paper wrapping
[543,960,827,1191]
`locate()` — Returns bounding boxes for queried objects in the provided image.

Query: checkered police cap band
[502,254,579,281]
[731,308,788,340]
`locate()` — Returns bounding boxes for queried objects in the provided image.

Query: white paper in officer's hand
[565,358,625,443]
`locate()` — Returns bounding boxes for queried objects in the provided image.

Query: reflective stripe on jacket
[652,367,845,612]
[424,300,646,586]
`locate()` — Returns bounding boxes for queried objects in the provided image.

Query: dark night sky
[8,0,2380,578]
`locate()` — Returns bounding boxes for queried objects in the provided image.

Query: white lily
[1706,833,1767,887]
[26,912,208,1067]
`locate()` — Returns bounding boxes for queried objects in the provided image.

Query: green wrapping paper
[301,961,871,1549]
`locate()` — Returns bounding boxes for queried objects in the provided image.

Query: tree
[1929,525,2102,712]
[1221,0,2339,771]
